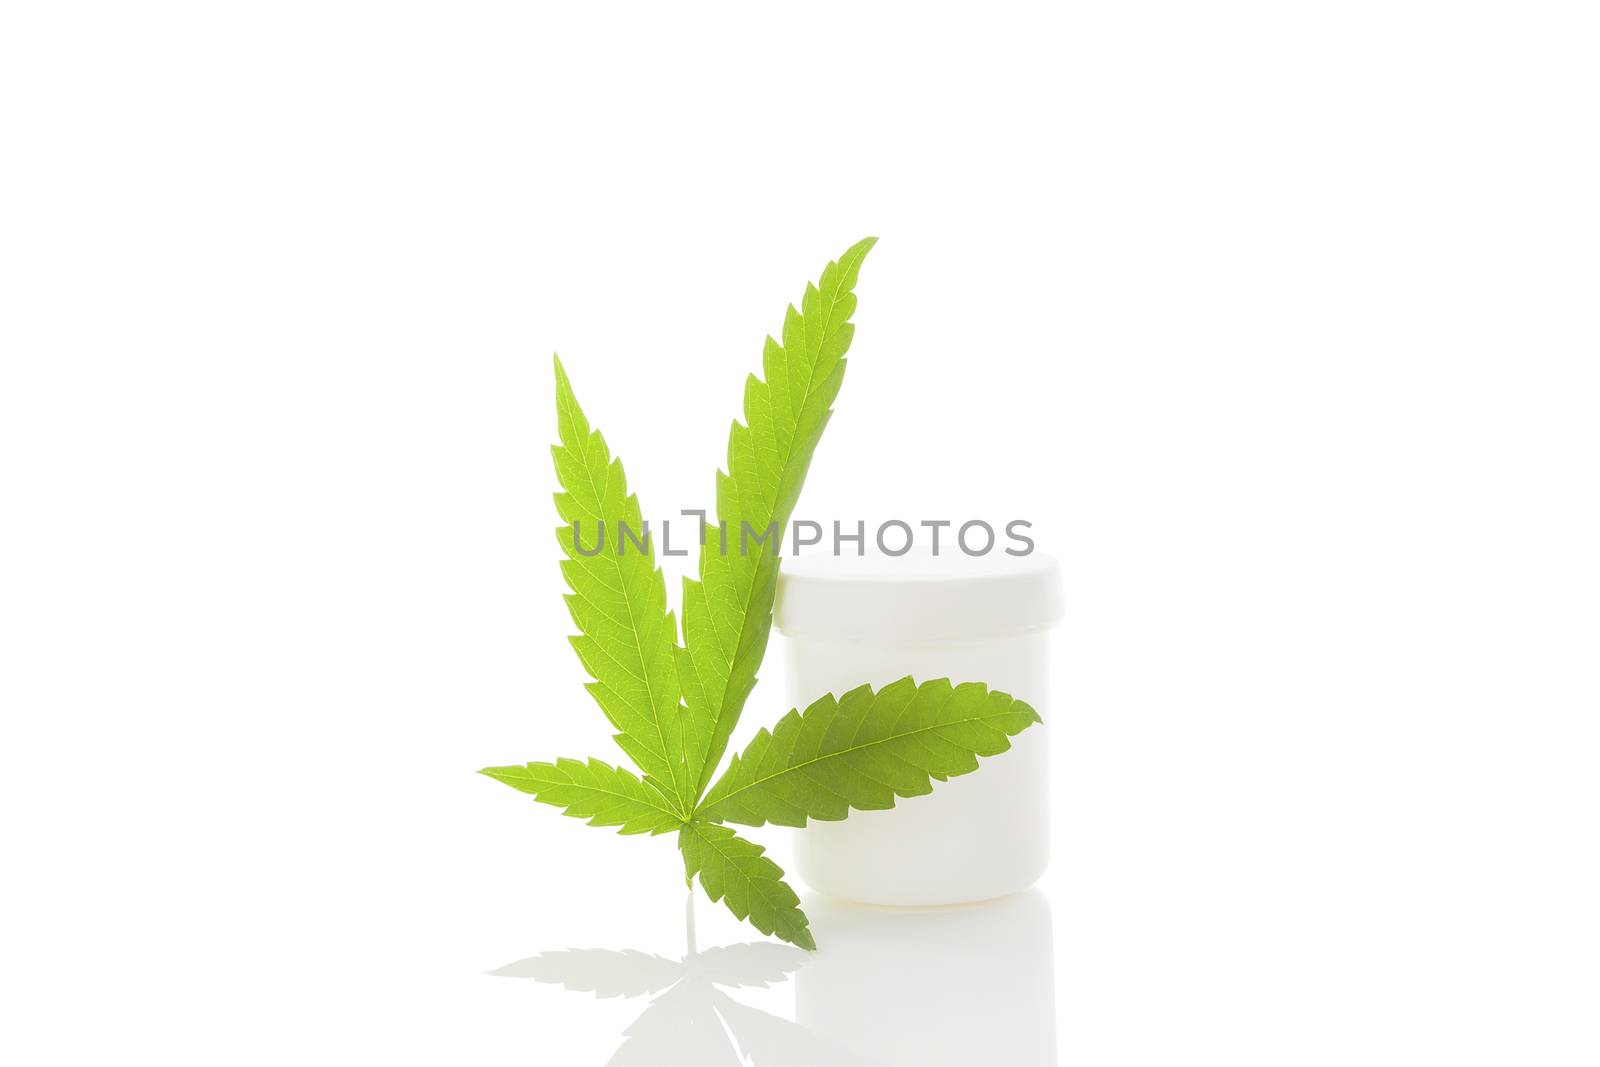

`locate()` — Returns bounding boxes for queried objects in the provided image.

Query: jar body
[784,630,1051,906]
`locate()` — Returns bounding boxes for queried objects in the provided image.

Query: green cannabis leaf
[551,358,690,813]
[679,821,814,950]
[481,758,683,836]
[480,239,1044,949]
[697,678,1040,828]
[678,236,877,802]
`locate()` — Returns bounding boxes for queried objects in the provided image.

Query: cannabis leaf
[678,821,814,951]
[552,356,690,813]
[481,758,683,836]
[678,236,877,800]
[490,902,871,1067]
[480,239,1046,951]
[697,678,1040,828]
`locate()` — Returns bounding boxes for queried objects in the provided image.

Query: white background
[3,2,1597,1063]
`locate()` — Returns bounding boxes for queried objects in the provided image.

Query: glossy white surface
[486,889,1054,1067]
[5,1,1599,1064]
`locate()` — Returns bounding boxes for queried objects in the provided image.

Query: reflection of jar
[796,889,1058,1066]
[774,551,1063,906]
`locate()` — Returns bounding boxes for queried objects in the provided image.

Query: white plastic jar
[774,550,1063,905]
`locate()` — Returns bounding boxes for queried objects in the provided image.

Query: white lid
[774,549,1064,642]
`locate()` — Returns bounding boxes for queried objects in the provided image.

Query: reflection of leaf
[605,982,744,1067]
[493,897,878,1067]
[715,989,881,1067]
[489,948,679,999]
[490,939,805,999]
[689,942,807,989]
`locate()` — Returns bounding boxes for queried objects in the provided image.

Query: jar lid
[774,549,1064,642]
